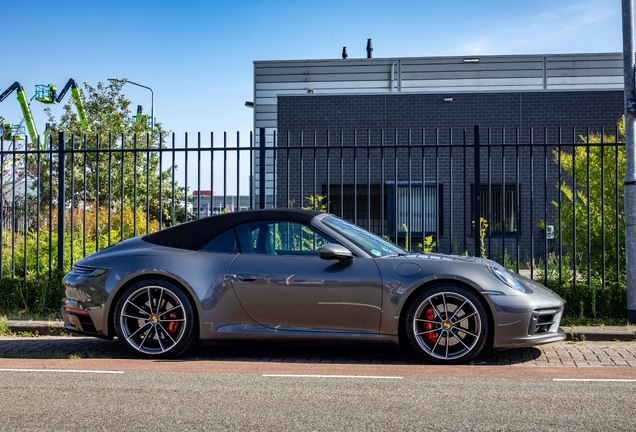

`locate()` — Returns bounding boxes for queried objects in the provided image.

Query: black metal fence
[276,125,625,287]
[1,126,626,292]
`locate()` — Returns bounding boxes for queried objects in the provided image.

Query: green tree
[43,80,186,230]
[552,118,625,283]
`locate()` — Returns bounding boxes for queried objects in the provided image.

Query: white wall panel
[253,53,623,129]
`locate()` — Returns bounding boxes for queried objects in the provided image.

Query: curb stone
[2,320,69,336]
[562,325,636,342]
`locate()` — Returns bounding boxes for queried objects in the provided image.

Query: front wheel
[114,279,196,359]
[405,285,489,365]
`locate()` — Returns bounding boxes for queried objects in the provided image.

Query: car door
[229,220,383,333]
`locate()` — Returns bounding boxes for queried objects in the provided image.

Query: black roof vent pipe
[366,39,373,58]
[342,46,348,59]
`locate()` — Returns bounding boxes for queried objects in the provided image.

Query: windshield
[321,215,405,257]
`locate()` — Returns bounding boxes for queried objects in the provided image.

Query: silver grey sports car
[61,209,566,364]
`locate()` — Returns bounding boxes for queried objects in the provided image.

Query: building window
[387,181,441,238]
[473,184,518,235]
[324,185,384,234]
[324,182,441,249]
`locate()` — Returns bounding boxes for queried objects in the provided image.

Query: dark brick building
[252,53,624,260]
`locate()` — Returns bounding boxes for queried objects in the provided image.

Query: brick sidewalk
[1,336,635,367]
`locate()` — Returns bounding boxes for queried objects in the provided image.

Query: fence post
[474,125,481,257]
[259,127,266,209]
[57,131,65,272]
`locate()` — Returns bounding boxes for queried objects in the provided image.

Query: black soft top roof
[142,208,322,251]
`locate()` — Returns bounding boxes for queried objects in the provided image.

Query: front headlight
[487,265,526,293]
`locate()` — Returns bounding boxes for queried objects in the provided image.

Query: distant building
[191,190,250,217]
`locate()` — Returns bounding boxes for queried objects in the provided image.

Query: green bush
[542,118,627,320]
[0,271,65,317]
[0,205,161,317]
[547,278,626,320]
[549,121,625,290]
[534,252,626,319]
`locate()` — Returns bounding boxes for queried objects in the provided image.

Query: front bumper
[494,326,566,349]
[488,283,566,349]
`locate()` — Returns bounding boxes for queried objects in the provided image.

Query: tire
[404,285,489,365]
[114,279,196,359]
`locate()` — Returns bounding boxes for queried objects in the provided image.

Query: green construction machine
[34,78,89,131]
[133,104,151,129]
[0,82,40,145]
[1,116,26,141]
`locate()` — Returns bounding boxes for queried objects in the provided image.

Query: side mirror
[318,244,354,263]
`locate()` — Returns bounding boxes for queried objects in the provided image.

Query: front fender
[378,272,490,335]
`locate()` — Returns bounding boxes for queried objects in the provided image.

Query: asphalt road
[1,369,635,431]
[2,337,636,430]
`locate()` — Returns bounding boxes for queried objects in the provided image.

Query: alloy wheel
[117,284,189,356]
[408,288,487,363]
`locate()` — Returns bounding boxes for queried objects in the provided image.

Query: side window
[271,221,337,255]
[235,224,257,254]
[201,229,238,253]
[201,228,238,253]
[201,221,338,256]
[205,223,273,254]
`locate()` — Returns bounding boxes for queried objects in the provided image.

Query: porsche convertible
[61,209,566,364]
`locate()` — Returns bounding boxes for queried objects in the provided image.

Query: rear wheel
[405,285,489,365]
[114,279,196,359]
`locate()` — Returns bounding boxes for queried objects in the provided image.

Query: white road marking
[263,374,402,379]
[0,368,124,374]
[553,379,636,382]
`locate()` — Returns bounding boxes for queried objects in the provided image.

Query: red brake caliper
[424,306,438,344]
[167,313,179,335]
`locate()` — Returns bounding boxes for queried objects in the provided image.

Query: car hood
[384,252,497,266]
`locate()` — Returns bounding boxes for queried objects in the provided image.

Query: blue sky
[1,0,625,138]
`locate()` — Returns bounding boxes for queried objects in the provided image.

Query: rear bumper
[60,306,111,339]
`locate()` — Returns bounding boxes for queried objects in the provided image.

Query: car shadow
[0,336,544,366]
[188,344,544,366]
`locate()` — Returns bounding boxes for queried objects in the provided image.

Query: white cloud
[458,0,621,55]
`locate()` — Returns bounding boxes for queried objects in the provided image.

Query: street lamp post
[621,0,636,323]
[108,78,154,129]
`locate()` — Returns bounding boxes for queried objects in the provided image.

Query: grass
[9,331,36,337]
[1,312,62,320]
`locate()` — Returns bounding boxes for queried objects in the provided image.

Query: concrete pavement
[1,319,636,367]
[2,334,636,367]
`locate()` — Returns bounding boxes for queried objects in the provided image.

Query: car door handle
[236,274,263,282]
